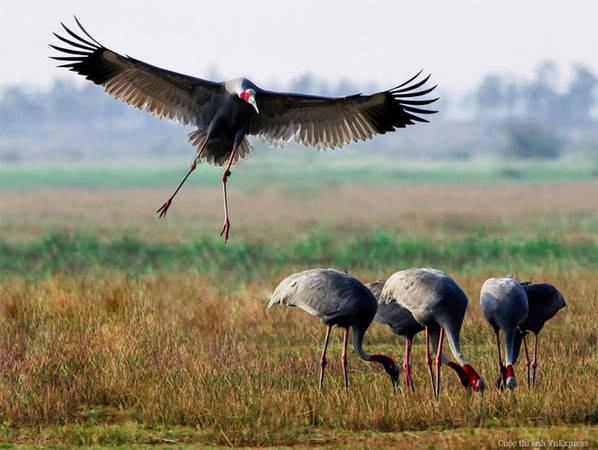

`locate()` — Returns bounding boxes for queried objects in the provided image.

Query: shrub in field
[503,121,564,159]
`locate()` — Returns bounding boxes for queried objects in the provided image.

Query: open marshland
[0,157,596,448]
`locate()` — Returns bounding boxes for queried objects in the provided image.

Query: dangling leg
[341,327,350,393]
[531,334,539,388]
[219,146,238,241]
[403,337,415,391]
[425,327,436,399]
[523,335,531,388]
[319,325,332,391]
[157,138,208,217]
[435,327,445,401]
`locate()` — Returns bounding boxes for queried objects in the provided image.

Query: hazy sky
[3,1,598,94]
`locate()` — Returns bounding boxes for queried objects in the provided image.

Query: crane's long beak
[248,93,259,114]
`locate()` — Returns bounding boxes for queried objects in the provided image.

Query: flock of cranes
[49,19,568,398]
[269,268,565,398]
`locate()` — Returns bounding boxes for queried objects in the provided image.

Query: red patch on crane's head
[447,361,470,388]
[239,89,253,102]
[505,364,516,389]
[370,354,400,386]
[462,364,485,392]
[239,89,259,113]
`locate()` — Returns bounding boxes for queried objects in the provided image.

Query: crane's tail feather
[188,129,252,167]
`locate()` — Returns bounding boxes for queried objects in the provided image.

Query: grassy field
[0,156,596,448]
[0,148,597,190]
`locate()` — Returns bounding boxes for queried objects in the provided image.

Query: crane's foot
[220,217,230,242]
[156,199,172,218]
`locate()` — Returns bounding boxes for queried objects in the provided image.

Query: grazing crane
[268,268,399,392]
[514,282,566,388]
[367,280,471,391]
[50,17,438,241]
[380,268,485,400]
[480,277,529,390]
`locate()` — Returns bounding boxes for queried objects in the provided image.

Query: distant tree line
[0,60,596,161]
[0,80,158,134]
[2,60,596,133]
[473,61,598,159]
[475,61,597,125]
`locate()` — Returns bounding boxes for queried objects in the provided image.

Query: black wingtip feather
[393,84,437,99]
[50,56,87,62]
[395,97,439,107]
[403,105,438,115]
[392,73,432,94]
[52,32,96,52]
[394,70,424,89]
[60,23,98,50]
[73,15,104,47]
[48,44,90,56]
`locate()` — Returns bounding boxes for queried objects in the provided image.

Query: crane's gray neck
[352,326,399,385]
[351,326,371,361]
[431,323,469,366]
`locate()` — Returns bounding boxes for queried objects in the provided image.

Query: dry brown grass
[0,270,595,447]
[1,179,596,446]
[2,181,597,242]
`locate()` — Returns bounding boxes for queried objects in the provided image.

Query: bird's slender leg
[523,335,531,388]
[219,146,238,241]
[157,139,208,217]
[341,327,350,393]
[403,337,415,391]
[425,327,436,400]
[495,330,507,390]
[319,325,332,391]
[434,327,445,401]
[531,334,539,388]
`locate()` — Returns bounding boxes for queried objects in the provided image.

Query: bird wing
[365,280,386,302]
[268,268,364,323]
[248,72,438,149]
[381,270,417,305]
[381,268,452,325]
[520,283,566,333]
[49,17,223,127]
[268,269,343,317]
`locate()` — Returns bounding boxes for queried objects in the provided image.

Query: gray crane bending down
[514,282,566,388]
[50,17,438,241]
[380,268,485,400]
[268,268,400,392]
[480,277,529,390]
[366,280,471,391]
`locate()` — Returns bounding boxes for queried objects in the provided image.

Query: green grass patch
[0,151,596,190]
[1,231,595,283]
